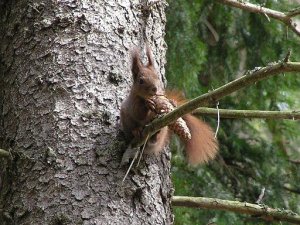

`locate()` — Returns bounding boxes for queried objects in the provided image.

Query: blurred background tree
[165,0,300,224]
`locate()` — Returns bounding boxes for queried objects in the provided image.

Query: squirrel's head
[131,46,163,99]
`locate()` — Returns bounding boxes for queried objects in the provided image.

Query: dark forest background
[165,0,300,224]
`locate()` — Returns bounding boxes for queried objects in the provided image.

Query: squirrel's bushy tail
[183,114,218,164]
[166,90,218,165]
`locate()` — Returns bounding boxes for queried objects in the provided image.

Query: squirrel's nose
[151,87,157,93]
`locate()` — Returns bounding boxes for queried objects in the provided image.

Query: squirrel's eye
[139,78,144,84]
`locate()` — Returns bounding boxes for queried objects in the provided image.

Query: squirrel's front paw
[146,96,168,114]
[145,98,157,112]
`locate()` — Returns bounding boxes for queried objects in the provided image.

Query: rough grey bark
[0,0,172,224]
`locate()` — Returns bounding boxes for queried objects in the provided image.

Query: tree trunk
[0,0,172,224]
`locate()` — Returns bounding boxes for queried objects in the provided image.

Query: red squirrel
[120,46,218,165]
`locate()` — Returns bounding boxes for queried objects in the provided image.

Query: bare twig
[217,0,300,37]
[214,102,220,138]
[136,134,149,167]
[172,196,300,224]
[122,135,149,183]
[194,108,300,120]
[122,147,139,183]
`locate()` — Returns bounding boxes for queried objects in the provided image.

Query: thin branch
[217,0,300,37]
[289,159,300,164]
[131,61,300,148]
[0,149,10,158]
[172,196,300,224]
[284,187,300,195]
[283,184,300,195]
[194,108,300,120]
[214,102,220,138]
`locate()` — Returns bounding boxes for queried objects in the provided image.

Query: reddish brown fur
[121,46,168,152]
[145,127,170,155]
[183,114,218,164]
[121,46,218,164]
[166,90,218,164]
[130,47,163,99]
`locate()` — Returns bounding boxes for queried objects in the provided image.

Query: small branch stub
[284,50,292,63]
[0,149,10,158]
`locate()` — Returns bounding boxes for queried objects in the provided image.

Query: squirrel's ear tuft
[131,48,142,81]
[146,44,154,67]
